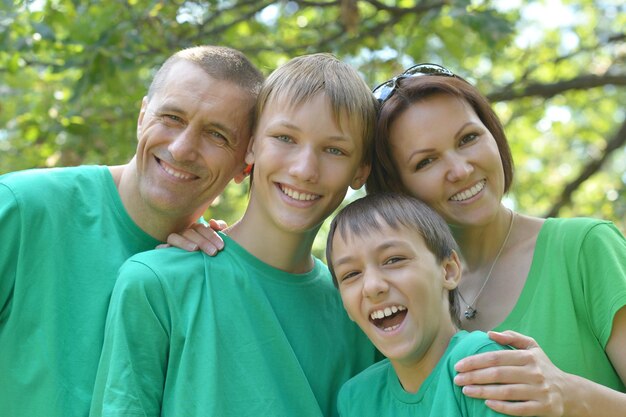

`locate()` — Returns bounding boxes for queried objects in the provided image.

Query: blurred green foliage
[1,0,625,259]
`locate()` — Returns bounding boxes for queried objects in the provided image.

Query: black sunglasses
[372,63,455,104]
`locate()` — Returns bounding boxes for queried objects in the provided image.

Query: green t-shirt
[89,234,379,417]
[338,331,510,417]
[0,166,161,417]
[494,218,626,392]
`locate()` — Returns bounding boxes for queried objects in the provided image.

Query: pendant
[464,306,477,320]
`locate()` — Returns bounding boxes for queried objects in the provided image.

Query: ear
[350,163,371,190]
[232,163,248,184]
[441,250,462,291]
[244,136,256,166]
[136,96,148,141]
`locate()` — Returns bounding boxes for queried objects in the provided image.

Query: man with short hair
[0,45,263,417]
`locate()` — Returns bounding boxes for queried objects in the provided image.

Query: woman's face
[388,93,505,227]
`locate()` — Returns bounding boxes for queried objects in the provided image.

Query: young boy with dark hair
[326,192,514,417]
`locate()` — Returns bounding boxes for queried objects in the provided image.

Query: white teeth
[280,185,319,201]
[161,162,194,180]
[450,180,486,201]
[370,305,406,321]
[383,324,401,332]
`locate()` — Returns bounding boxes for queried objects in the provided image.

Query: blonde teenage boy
[326,192,516,417]
[89,53,379,417]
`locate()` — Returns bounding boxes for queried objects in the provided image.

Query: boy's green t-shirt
[0,166,161,417]
[90,234,379,417]
[338,331,511,417]
[495,218,626,392]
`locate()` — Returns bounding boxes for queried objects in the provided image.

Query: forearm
[564,373,626,417]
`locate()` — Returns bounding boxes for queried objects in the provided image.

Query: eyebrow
[274,120,352,143]
[332,239,409,268]
[404,121,477,164]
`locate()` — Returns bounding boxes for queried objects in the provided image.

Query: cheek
[401,172,439,204]
[340,290,360,321]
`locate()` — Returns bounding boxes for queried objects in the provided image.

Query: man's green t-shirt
[0,166,161,417]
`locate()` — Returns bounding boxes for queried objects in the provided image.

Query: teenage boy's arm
[90,259,171,417]
[157,219,227,256]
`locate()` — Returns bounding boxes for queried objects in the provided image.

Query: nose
[362,269,389,300]
[168,127,199,162]
[445,153,473,182]
[288,145,319,183]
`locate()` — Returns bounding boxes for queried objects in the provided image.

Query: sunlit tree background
[1,0,625,257]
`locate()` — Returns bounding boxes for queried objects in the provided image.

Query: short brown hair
[148,46,264,132]
[367,74,514,196]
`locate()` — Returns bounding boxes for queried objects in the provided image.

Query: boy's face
[331,221,460,366]
[245,92,370,234]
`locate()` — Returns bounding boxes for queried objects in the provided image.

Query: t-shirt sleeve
[336,382,351,417]
[459,339,514,417]
[90,258,172,417]
[579,222,626,346]
[0,183,20,317]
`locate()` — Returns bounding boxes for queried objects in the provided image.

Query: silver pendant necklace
[458,210,516,320]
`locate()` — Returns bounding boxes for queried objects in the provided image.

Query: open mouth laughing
[369,305,408,332]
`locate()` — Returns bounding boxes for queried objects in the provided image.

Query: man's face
[133,60,253,220]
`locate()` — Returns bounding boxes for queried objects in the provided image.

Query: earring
[243,164,253,176]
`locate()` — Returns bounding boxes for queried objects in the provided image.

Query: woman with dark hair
[368,63,626,417]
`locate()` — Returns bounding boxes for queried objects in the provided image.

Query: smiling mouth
[279,184,321,201]
[156,157,197,180]
[449,179,486,202]
[370,305,408,332]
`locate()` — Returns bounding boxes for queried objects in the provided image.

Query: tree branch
[546,117,626,217]
[487,73,626,102]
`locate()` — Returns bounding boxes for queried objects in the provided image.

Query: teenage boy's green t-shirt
[0,166,161,417]
[90,234,379,417]
[338,331,511,417]
[495,218,626,392]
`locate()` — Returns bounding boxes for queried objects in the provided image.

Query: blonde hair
[254,53,378,164]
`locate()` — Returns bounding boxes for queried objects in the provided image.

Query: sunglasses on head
[372,63,456,104]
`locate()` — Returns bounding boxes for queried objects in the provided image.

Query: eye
[275,135,294,144]
[164,114,184,124]
[459,133,478,146]
[339,270,361,284]
[415,157,435,171]
[208,130,228,143]
[326,147,346,156]
[384,256,406,265]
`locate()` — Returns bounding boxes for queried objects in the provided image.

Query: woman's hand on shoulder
[454,330,567,416]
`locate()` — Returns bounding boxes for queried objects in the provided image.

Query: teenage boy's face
[245,92,369,234]
[331,221,459,366]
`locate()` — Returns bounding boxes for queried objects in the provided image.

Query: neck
[449,205,513,272]
[112,163,203,242]
[225,206,319,274]
[391,319,457,394]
